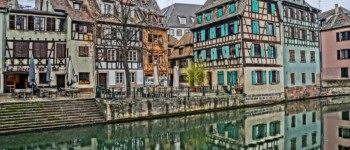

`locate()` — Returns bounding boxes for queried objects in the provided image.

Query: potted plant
[186,63,196,92]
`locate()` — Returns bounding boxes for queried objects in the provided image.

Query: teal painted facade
[278,1,321,89]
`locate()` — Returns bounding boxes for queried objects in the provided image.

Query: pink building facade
[320,5,350,86]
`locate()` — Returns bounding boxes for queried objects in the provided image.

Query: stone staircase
[0,99,105,135]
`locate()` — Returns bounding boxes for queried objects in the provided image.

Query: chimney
[335,4,340,14]
[335,4,339,8]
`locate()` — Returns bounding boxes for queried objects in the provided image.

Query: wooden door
[208,72,212,87]
[98,73,107,87]
[56,75,65,88]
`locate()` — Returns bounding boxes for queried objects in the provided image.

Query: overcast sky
[156,0,350,12]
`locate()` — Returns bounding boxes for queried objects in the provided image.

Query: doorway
[98,73,107,87]
[56,75,65,88]
[207,72,212,88]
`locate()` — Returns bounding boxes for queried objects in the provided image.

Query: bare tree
[90,0,166,95]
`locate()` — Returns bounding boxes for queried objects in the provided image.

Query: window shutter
[218,71,224,85]
[252,0,259,13]
[225,23,229,36]
[273,23,276,36]
[230,3,236,13]
[263,124,267,137]
[252,71,257,85]
[194,51,198,61]
[202,50,206,60]
[274,45,278,58]
[277,71,280,83]
[227,71,231,85]
[261,44,265,57]
[233,126,238,140]
[213,27,216,38]
[270,122,274,136]
[234,20,239,34]
[9,15,15,30]
[207,12,211,21]
[271,3,275,14]
[201,30,206,41]
[266,22,270,35]
[251,44,255,57]
[232,71,238,85]
[263,71,267,84]
[218,8,223,17]
[269,71,273,84]
[211,48,218,60]
[252,21,259,34]
[194,32,197,42]
[221,24,225,37]
[40,43,47,58]
[277,121,280,134]
[267,45,272,58]
[47,18,52,31]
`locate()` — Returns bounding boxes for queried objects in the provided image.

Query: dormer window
[179,17,186,25]
[102,3,113,15]
[73,3,81,10]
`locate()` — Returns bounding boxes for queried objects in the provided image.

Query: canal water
[0,96,349,150]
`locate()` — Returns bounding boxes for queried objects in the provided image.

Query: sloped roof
[168,35,178,47]
[321,7,350,31]
[169,32,193,59]
[192,0,246,29]
[161,3,202,28]
[280,0,319,12]
[50,0,94,22]
[319,6,350,20]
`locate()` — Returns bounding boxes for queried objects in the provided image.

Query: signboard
[7,66,59,72]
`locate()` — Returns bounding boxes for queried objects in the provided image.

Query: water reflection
[1,97,350,150]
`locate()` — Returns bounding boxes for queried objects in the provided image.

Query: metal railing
[96,85,242,100]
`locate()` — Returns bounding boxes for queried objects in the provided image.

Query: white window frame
[34,17,45,31]
[74,3,81,10]
[179,17,186,24]
[127,51,137,61]
[130,72,136,83]
[102,3,113,15]
[116,72,124,83]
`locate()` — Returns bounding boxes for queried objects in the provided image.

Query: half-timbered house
[278,0,321,99]
[2,0,68,93]
[169,32,194,87]
[50,0,95,92]
[192,0,284,101]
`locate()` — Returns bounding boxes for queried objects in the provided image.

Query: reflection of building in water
[323,103,350,150]
[284,101,321,150]
[206,105,285,150]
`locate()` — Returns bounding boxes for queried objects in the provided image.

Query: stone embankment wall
[97,95,249,121]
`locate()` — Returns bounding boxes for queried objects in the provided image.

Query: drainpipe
[319,19,322,96]
[1,8,8,94]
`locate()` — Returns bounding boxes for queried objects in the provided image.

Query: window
[252,124,266,140]
[290,27,295,38]
[341,68,349,78]
[310,30,315,41]
[28,16,34,30]
[299,29,306,39]
[266,23,275,36]
[217,71,224,85]
[310,13,315,23]
[291,73,295,85]
[148,55,153,64]
[56,19,65,32]
[33,42,47,58]
[9,15,15,30]
[267,3,275,14]
[73,3,81,10]
[217,7,223,17]
[79,25,88,33]
[179,17,186,24]
[116,72,124,83]
[302,134,307,147]
[289,50,295,62]
[291,138,297,150]
[310,51,315,63]
[339,145,350,150]
[79,46,89,57]
[312,112,316,122]
[16,15,27,30]
[39,73,48,84]
[299,10,304,21]
[14,42,29,58]
[169,29,174,36]
[106,49,115,61]
[302,73,306,84]
[312,132,317,145]
[342,111,350,120]
[179,48,184,55]
[102,3,113,15]
[288,8,294,18]
[269,71,279,84]
[130,72,136,83]
[56,44,66,58]
[291,115,296,127]
[300,51,306,62]
[179,60,188,68]
[251,0,259,13]
[312,73,316,84]
[34,17,45,31]
[179,75,187,82]
[206,12,211,21]
[269,121,280,136]
[339,127,350,139]
[253,44,261,57]
[197,15,202,24]
[252,70,266,85]
[230,3,236,13]
[302,114,306,125]
[216,26,222,37]
[79,73,90,84]
[46,18,56,32]
[337,49,350,60]
[127,51,137,61]
[336,31,350,42]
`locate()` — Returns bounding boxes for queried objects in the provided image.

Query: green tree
[186,60,206,86]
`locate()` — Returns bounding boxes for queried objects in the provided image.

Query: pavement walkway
[0,93,96,104]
